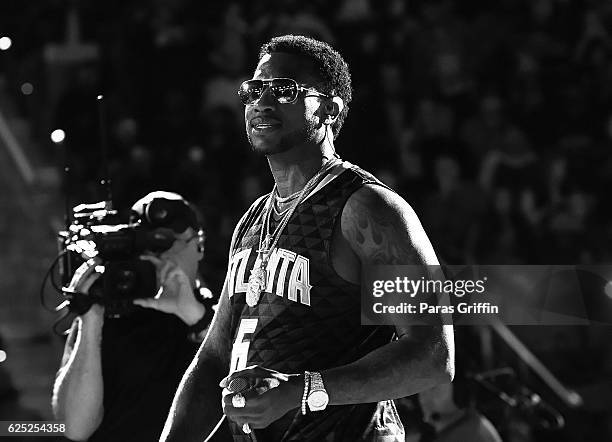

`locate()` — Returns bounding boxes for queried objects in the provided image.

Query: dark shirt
[88,309,198,442]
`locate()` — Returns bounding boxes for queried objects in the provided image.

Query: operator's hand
[220,366,303,430]
[66,258,105,323]
[67,258,103,295]
[133,255,205,326]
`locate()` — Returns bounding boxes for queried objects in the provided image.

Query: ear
[323,96,344,125]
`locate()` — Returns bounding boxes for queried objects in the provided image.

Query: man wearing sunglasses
[52,192,218,442]
[163,35,454,442]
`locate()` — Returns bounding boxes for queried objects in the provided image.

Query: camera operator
[52,191,214,442]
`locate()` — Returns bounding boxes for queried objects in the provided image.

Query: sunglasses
[238,78,330,105]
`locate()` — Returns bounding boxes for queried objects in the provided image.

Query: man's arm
[162,205,257,440]
[322,184,455,403]
[52,307,105,441]
[160,277,232,442]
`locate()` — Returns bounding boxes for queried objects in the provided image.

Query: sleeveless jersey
[226,161,405,441]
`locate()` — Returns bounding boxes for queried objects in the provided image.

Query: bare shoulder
[228,194,268,254]
[340,184,439,266]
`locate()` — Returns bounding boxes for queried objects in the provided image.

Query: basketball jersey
[225,161,405,441]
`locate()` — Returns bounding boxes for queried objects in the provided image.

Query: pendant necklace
[246,158,340,307]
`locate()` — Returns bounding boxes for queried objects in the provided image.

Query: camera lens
[116,269,136,293]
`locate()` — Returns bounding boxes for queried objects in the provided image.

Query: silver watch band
[310,371,325,391]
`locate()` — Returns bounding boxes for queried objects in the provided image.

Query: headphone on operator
[130,191,205,254]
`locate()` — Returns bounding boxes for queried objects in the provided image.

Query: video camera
[57,195,201,317]
[42,96,208,319]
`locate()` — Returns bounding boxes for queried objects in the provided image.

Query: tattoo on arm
[342,186,421,265]
[341,185,454,382]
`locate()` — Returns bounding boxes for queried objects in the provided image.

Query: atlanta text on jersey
[227,247,312,306]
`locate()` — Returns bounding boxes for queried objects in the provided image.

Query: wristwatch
[306,371,329,412]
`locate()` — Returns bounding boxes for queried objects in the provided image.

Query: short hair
[259,35,352,139]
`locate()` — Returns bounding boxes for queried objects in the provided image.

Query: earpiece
[322,96,344,125]
[324,103,337,125]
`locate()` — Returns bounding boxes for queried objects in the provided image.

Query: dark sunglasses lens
[239,80,263,105]
[270,79,298,103]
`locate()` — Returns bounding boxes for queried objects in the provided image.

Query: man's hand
[220,366,303,430]
[65,259,105,321]
[133,255,205,326]
[67,258,103,295]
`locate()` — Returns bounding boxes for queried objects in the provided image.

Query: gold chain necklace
[245,158,340,307]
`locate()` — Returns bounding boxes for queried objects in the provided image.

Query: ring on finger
[232,393,246,408]
[242,423,251,434]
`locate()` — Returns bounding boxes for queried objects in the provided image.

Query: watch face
[308,390,329,409]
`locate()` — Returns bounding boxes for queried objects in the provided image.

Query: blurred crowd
[4,0,612,271]
[2,0,612,272]
[1,1,612,440]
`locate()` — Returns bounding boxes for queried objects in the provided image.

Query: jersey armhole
[227,194,269,263]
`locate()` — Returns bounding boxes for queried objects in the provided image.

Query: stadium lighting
[0,36,12,51]
[51,129,66,143]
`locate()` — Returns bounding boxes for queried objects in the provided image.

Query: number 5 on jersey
[230,318,258,373]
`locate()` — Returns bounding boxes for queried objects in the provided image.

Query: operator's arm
[322,184,455,403]
[160,276,232,442]
[52,306,105,441]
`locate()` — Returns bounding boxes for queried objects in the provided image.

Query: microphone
[224,377,254,435]
[227,377,250,393]
[227,376,280,394]
[224,376,281,439]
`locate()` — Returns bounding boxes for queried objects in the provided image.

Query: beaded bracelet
[301,371,311,415]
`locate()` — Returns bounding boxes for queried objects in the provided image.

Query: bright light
[605,281,612,299]
[21,82,33,95]
[0,37,12,51]
[50,129,66,143]
[0,350,6,363]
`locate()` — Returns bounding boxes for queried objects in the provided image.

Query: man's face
[244,52,327,155]
[159,227,203,285]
